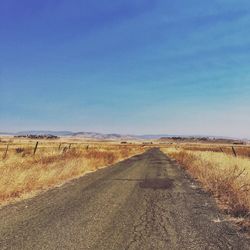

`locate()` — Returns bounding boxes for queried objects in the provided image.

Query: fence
[1,141,91,160]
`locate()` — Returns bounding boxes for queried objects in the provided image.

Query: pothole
[139,178,174,190]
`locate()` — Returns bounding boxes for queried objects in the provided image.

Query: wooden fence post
[33,141,39,155]
[58,143,61,150]
[69,144,71,149]
[3,144,9,159]
[232,146,237,157]
[63,147,68,154]
[220,147,224,153]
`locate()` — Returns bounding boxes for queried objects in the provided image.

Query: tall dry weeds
[162,148,250,219]
[0,144,145,205]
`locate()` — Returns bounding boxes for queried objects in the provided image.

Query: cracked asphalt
[0,148,249,249]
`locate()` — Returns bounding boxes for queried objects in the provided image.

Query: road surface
[0,148,249,249]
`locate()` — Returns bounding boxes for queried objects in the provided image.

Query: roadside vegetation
[162,146,250,232]
[0,138,145,206]
[178,143,250,158]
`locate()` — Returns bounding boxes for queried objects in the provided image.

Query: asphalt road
[0,148,249,250]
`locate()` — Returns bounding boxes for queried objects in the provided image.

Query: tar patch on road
[139,178,173,190]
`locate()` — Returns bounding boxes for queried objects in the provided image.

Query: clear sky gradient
[1,0,250,138]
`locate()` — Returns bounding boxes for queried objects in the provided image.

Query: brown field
[0,137,145,206]
[161,143,250,231]
[1,136,250,231]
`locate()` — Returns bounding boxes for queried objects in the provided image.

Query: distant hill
[0,131,137,140]
[137,134,175,139]
[159,136,246,144]
[16,131,73,136]
[0,131,248,141]
[71,132,137,140]
[0,132,15,135]
[0,131,170,139]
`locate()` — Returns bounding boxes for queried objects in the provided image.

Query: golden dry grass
[162,147,250,221]
[175,143,250,158]
[0,138,145,205]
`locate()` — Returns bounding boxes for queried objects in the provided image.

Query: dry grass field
[179,143,250,158]
[0,137,145,206]
[161,144,250,231]
[1,136,250,231]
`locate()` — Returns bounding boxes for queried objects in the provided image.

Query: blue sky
[1,0,250,138]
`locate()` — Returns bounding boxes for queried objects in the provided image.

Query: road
[0,148,249,249]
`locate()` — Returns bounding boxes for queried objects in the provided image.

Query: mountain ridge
[0,130,248,141]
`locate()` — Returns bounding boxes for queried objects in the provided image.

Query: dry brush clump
[162,148,250,221]
[0,143,145,205]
